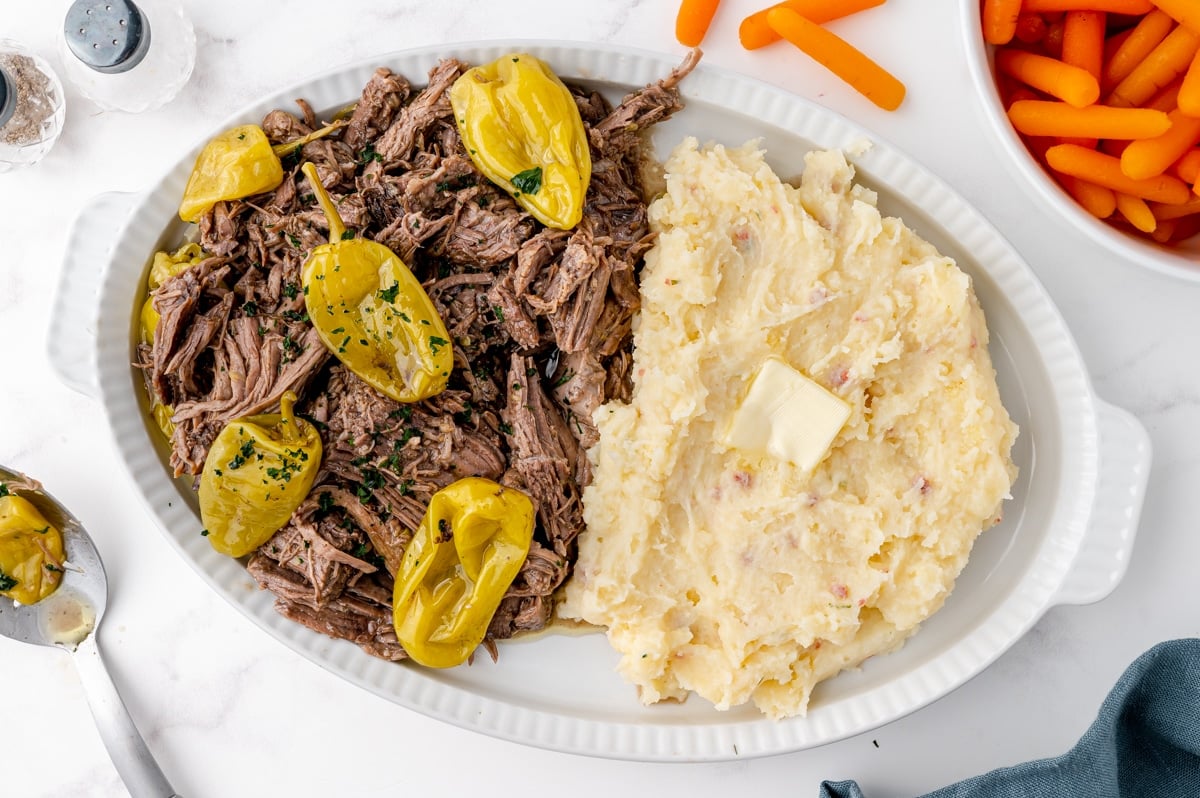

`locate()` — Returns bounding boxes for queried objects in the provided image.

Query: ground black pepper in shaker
[0,40,66,173]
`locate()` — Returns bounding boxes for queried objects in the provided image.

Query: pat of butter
[723,358,850,471]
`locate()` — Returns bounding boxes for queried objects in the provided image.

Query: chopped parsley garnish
[287,234,302,248]
[282,282,299,299]
[377,284,400,303]
[389,405,413,421]
[341,229,356,240]
[241,300,259,317]
[0,570,17,591]
[228,439,256,470]
[331,326,345,334]
[428,335,449,355]
[492,305,505,322]
[358,144,383,164]
[499,421,514,435]
[200,529,209,537]
[510,166,543,195]
[34,525,49,535]
[554,368,576,387]
[317,493,336,514]
[356,467,386,503]
[281,309,309,323]
[0,483,8,498]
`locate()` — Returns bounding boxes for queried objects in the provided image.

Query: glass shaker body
[58,0,195,113]
[0,40,66,173]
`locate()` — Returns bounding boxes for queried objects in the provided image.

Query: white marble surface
[2,1,1198,796]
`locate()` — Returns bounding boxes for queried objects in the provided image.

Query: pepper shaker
[58,0,195,113]
[0,40,66,173]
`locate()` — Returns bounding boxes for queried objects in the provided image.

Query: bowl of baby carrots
[966,0,1200,280]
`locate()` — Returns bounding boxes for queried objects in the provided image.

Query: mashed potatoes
[558,138,1018,719]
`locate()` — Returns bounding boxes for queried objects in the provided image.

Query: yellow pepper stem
[278,390,301,443]
[271,120,347,158]
[300,162,347,243]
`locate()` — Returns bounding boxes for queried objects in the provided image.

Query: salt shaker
[0,40,66,173]
[58,0,195,113]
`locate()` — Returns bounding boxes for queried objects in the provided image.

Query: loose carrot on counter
[984,0,1023,45]
[1007,100,1171,138]
[1121,109,1200,179]
[1022,0,1152,12]
[1046,142,1193,201]
[1064,175,1119,216]
[996,50,1101,107]
[1177,48,1200,115]
[766,7,906,109]
[1108,25,1200,107]
[1063,11,1107,78]
[1116,191,1159,230]
[1151,0,1200,35]
[677,0,722,47]
[740,0,885,50]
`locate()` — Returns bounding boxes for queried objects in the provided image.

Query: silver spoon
[0,466,179,798]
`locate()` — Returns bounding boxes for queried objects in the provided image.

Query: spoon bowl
[0,465,106,649]
[0,466,179,798]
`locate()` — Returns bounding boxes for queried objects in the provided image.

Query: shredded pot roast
[138,52,699,660]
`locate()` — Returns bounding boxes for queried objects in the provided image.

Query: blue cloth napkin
[821,639,1200,798]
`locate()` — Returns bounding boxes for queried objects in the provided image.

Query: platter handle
[48,191,140,399]
[1054,400,1151,606]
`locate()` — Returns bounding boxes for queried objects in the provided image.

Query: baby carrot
[1151,218,1176,241]
[1116,191,1158,231]
[1046,143,1193,201]
[1177,48,1200,115]
[1171,148,1200,182]
[1016,14,1049,44]
[984,0,1023,45]
[1007,100,1171,138]
[677,0,722,47]
[1122,109,1200,179]
[1151,0,1200,35]
[1022,0,1151,11]
[996,50,1101,107]
[1102,10,1175,91]
[1108,25,1200,107]
[739,0,885,50]
[767,7,906,110]
[1063,175,1118,217]
[1149,197,1200,219]
[1145,75,1184,111]
[1063,11,1106,79]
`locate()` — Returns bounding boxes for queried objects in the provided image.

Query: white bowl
[961,1,1200,282]
[49,41,1151,761]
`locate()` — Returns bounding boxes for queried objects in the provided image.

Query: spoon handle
[73,635,180,798]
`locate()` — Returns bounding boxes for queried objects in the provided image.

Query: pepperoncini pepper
[450,54,592,230]
[178,121,344,223]
[393,478,535,668]
[0,491,66,605]
[299,162,453,403]
[140,243,207,439]
[198,391,322,558]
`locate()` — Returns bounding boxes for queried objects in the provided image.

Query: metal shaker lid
[64,0,151,75]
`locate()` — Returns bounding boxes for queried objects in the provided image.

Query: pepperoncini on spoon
[393,478,535,667]
[178,120,344,223]
[299,162,453,403]
[450,54,591,230]
[198,391,322,558]
[0,489,66,605]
